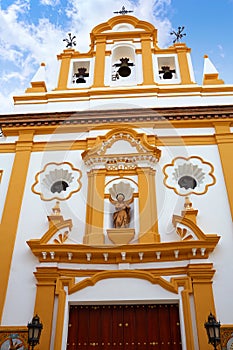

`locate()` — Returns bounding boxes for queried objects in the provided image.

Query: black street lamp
[204,312,221,350]
[27,315,43,350]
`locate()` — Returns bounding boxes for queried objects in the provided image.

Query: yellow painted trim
[82,127,161,160]
[31,264,216,350]
[172,276,195,350]
[91,15,157,45]
[40,220,72,244]
[27,228,220,264]
[0,123,221,158]
[0,326,28,331]
[53,268,195,350]
[137,168,160,243]
[0,143,15,152]
[31,161,82,201]
[203,73,224,85]
[140,35,155,85]
[0,170,2,183]
[13,83,233,106]
[83,169,106,244]
[93,38,106,87]
[56,49,75,90]
[163,155,216,196]
[34,267,60,350]
[188,264,216,350]
[69,270,178,294]
[22,135,217,151]
[54,277,71,350]
[214,122,233,220]
[0,131,34,322]
[26,81,47,93]
[153,45,192,55]
[174,43,193,84]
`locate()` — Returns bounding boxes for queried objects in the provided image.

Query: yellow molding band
[0,134,217,152]
[0,131,34,322]
[0,143,16,152]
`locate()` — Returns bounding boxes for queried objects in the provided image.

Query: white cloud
[66,0,172,51]
[0,0,172,113]
[40,0,60,5]
[217,44,225,58]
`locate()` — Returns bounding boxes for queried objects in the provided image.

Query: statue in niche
[109,182,134,229]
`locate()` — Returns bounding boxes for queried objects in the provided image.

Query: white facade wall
[2,126,233,328]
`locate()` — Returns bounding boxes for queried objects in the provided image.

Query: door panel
[66,304,182,350]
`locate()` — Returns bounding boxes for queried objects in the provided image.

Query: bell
[76,77,86,83]
[74,67,89,83]
[159,65,176,79]
[117,58,132,77]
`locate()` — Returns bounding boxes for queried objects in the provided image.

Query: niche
[157,56,178,82]
[71,61,90,85]
[111,46,136,83]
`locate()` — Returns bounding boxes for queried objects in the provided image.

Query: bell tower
[55,14,195,93]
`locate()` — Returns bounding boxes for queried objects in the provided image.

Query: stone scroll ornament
[109,181,134,228]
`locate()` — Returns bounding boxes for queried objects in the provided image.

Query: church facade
[1,13,233,350]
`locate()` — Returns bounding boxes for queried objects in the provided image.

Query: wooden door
[66,304,182,349]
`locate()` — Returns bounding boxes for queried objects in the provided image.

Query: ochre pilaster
[0,130,34,322]
[93,38,106,87]
[188,264,216,350]
[34,267,60,350]
[56,49,75,90]
[174,43,192,84]
[173,277,195,350]
[137,168,160,243]
[83,169,106,245]
[54,277,72,350]
[214,122,233,220]
[140,35,155,85]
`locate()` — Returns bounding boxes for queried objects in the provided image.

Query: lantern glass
[204,313,221,348]
[27,315,43,348]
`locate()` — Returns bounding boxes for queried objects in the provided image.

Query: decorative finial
[184,196,193,211]
[52,201,61,215]
[170,26,186,43]
[114,6,133,15]
[63,33,76,48]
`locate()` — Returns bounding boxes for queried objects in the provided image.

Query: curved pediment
[91,15,157,35]
[82,128,161,170]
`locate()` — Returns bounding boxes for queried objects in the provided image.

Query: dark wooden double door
[67,304,182,350]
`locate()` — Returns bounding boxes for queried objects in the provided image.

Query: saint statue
[109,182,134,229]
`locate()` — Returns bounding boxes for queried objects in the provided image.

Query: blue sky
[0,0,233,113]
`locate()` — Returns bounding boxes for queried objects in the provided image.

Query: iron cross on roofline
[114,6,133,15]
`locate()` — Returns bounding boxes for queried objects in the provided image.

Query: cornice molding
[1,105,233,131]
[27,236,220,265]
